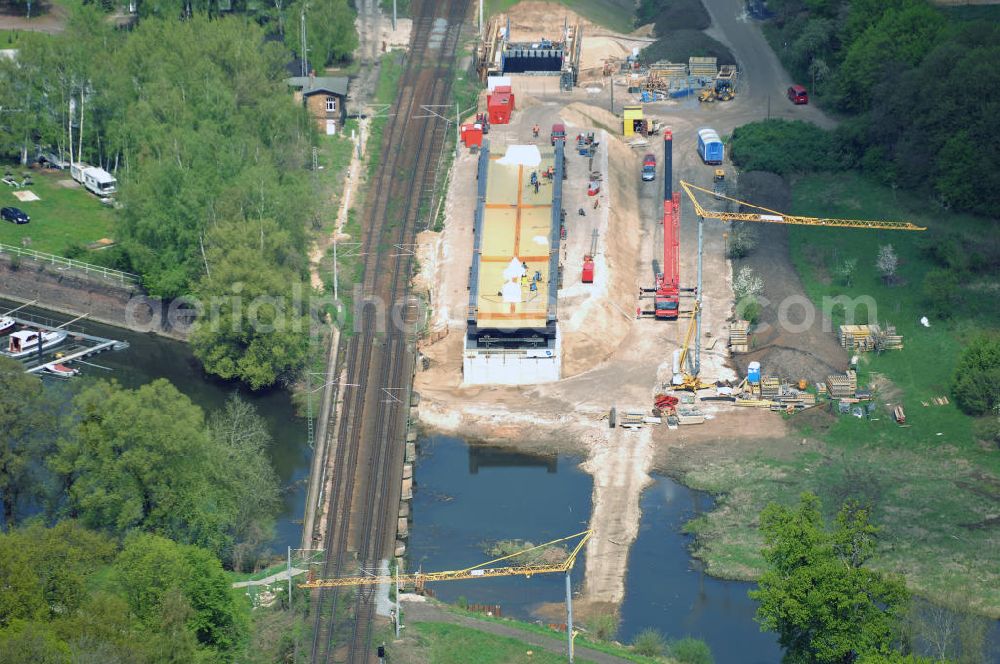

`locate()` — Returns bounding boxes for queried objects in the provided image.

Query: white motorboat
[0,316,14,336]
[44,362,79,378]
[4,329,67,359]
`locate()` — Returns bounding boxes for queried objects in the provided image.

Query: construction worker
[532,124,540,138]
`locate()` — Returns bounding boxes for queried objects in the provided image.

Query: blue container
[697,127,724,164]
[748,361,761,384]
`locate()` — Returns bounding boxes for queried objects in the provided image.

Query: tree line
[0,356,284,661]
[0,4,359,387]
[760,0,1000,217]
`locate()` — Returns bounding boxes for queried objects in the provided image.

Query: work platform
[464,140,565,385]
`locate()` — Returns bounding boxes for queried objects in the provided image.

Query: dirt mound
[640,29,736,66]
[636,0,711,33]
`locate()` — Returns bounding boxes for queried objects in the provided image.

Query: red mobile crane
[640,131,681,319]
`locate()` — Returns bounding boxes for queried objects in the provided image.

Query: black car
[1,207,30,224]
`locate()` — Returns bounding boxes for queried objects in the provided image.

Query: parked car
[641,154,656,181]
[1,207,29,224]
[787,84,809,105]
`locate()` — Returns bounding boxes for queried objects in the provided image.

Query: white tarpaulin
[487,75,511,92]
[497,144,541,168]
[501,281,522,303]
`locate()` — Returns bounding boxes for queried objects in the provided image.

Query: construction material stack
[838,324,903,352]
[729,320,749,353]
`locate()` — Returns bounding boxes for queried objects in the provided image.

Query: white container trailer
[70,162,117,197]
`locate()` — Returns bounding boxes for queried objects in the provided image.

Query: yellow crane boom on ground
[299,529,591,590]
[301,530,592,661]
[673,180,925,388]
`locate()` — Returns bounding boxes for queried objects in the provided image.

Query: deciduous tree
[0,356,59,528]
[750,493,908,663]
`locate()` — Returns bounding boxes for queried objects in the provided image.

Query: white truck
[70,162,117,197]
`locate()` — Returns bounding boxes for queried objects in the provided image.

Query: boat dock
[1,308,127,375]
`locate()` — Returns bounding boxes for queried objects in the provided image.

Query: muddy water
[407,434,781,663]
[1,299,309,551]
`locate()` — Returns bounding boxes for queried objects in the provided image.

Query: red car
[787,85,809,105]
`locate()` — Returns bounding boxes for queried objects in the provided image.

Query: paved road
[401,598,637,664]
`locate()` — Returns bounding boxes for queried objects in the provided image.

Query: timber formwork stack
[729,320,749,353]
[838,324,904,352]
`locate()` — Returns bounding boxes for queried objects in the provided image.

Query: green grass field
[430,606,668,664]
[683,172,1000,618]
[485,0,636,33]
[409,622,599,664]
[0,29,26,48]
[0,166,117,255]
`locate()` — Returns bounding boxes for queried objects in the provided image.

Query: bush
[632,628,667,656]
[730,120,839,176]
[921,268,960,318]
[670,636,714,664]
[585,613,619,641]
[952,336,1000,416]
[726,223,759,259]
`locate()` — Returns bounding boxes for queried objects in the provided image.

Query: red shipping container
[582,256,595,283]
[487,90,514,125]
[461,123,483,148]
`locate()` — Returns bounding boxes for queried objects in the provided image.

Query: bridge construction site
[300,1,929,661]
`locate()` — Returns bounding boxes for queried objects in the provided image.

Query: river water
[407,434,782,664]
[2,300,309,552]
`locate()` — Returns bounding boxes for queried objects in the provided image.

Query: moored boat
[0,316,14,336]
[44,362,79,378]
[4,329,68,359]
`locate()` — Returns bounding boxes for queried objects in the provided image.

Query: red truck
[550,123,566,145]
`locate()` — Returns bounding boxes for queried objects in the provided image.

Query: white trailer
[70,162,117,197]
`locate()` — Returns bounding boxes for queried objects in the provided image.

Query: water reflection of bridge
[468,445,558,474]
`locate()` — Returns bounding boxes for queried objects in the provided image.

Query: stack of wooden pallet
[761,376,781,400]
[838,324,905,352]
[649,61,687,81]
[875,325,904,350]
[688,56,718,78]
[826,371,857,399]
[729,320,749,353]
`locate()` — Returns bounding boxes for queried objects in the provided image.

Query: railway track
[309,1,469,662]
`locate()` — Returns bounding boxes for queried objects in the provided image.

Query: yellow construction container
[623,105,644,136]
